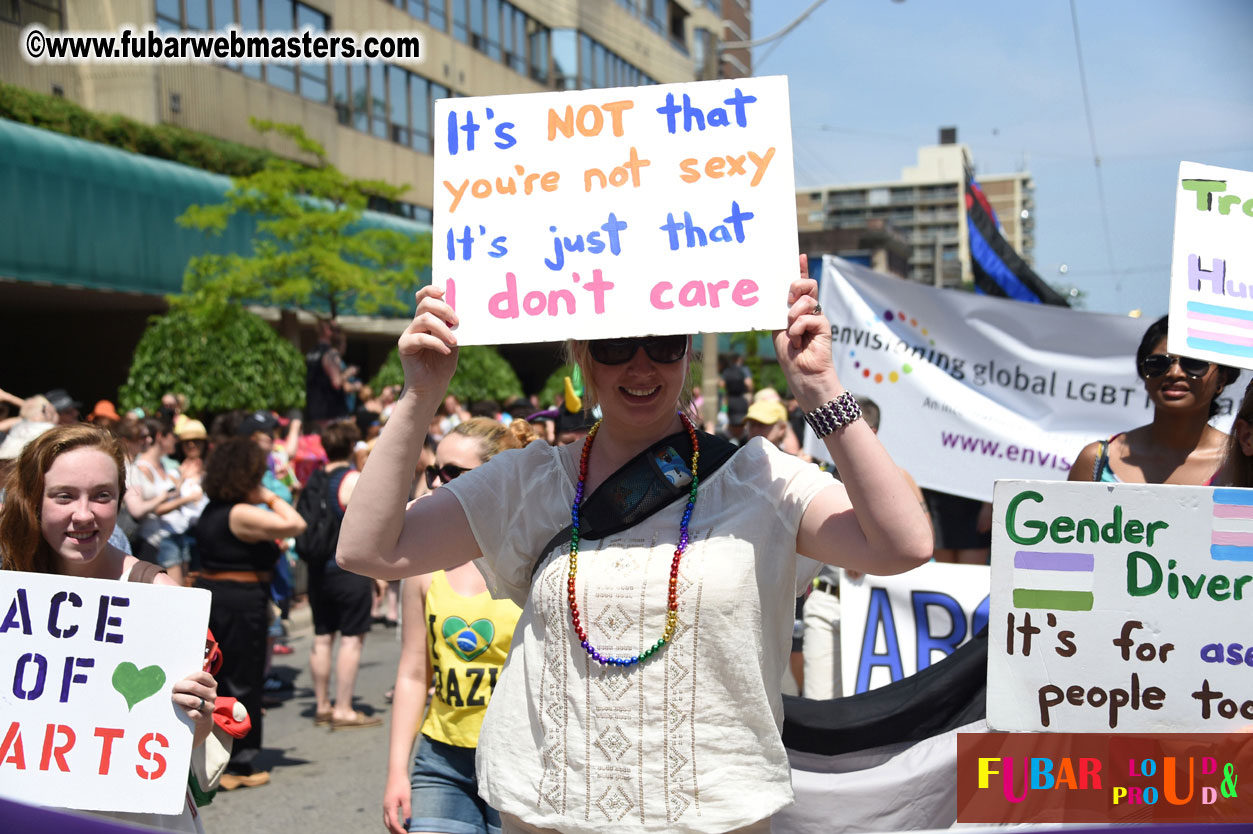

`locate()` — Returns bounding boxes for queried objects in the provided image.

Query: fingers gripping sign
[775,254,839,403]
[399,286,461,398]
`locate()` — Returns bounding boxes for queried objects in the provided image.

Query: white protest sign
[0,573,210,813]
[433,76,797,345]
[806,255,1249,501]
[989,480,1253,732]
[1168,162,1253,369]
[840,562,990,696]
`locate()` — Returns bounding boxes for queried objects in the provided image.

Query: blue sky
[754,0,1253,316]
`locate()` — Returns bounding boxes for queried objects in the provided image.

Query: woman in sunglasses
[1069,314,1239,484]
[341,255,932,834]
[384,417,535,834]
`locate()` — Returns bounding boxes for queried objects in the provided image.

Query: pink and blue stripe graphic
[1187,301,1253,359]
[1012,551,1095,611]
[1211,488,1253,562]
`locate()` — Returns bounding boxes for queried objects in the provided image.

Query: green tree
[177,119,430,318]
[370,346,523,405]
[120,305,304,415]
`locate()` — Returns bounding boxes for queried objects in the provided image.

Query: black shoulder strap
[533,430,738,580]
[127,560,166,584]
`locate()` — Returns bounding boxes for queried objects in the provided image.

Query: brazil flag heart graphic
[442,616,495,661]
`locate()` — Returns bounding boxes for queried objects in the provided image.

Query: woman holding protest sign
[1069,315,1239,486]
[0,423,219,831]
[340,254,932,833]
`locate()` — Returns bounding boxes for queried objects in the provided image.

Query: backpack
[293,467,342,567]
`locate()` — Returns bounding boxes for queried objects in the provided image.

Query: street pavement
[200,604,404,834]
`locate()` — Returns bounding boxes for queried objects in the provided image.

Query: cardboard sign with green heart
[112,662,167,711]
[0,571,210,814]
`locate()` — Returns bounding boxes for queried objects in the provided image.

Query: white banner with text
[989,480,1253,732]
[1168,161,1253,370]
[806,256,1246,501]
[433,76,798,345]
[840,562,990,696]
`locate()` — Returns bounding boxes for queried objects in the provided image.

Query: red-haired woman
[0,424,217,830]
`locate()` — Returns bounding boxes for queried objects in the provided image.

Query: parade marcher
[299,419,383,730]
[0,424,218,831]
[306,319,355,425]
[383,417,535,834]
[132,417,203,585]
[1069,315,1239,485]
[339,255,932,834]
[45,387,82,424]
[195,437,306,789]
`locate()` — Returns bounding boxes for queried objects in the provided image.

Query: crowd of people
[3,291,1252,833]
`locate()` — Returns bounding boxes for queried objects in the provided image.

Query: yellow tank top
[419,570,521,748]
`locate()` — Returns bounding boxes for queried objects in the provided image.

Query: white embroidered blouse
[444,437,831,833]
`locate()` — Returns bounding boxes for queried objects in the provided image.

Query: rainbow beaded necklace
[568,412,700,667]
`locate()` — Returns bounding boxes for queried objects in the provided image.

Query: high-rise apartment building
[796,129,1034,288]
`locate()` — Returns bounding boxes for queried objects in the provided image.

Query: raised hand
[398,285,460,400]
[774,254,841,409]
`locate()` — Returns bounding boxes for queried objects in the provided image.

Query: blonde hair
[451,416,540,462]
[562,339,696,412]
[20,395,55,423]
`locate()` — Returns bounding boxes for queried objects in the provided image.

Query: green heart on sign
[112,662,167,711]
[442,616,496,662]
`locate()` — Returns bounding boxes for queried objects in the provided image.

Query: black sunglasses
[1142,353,1213,379]
[588,335,688,366]
[425,463,469,488]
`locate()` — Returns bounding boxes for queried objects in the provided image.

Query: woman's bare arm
[338,287,481,580]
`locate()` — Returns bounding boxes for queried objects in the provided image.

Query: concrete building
[796,128,1034,288]
[2,0,736,220]
[0,0,748,403]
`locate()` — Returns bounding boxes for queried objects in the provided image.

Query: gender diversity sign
[1168,162,1253,370]
[0,573,210,813]
[989,480,1253,732]
[432,76,798,345]
[805,256,1249,501]
[840,562,990,696]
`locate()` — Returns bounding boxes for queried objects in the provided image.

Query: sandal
[314,709,333,726]
[330,711,383,731]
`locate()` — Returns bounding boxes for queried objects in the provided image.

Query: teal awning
[0,117,430,300]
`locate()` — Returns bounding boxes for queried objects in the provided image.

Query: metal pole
[701,332,719,430]
[933,234,943,288]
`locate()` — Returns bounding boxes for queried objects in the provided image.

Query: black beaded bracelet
[804,392,862,438]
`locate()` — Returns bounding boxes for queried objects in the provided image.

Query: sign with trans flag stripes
[1168,162,1253,369]
[990,480,1253,732]
[1211,488,1253,560]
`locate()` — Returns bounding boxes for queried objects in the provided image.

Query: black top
[305,342,349,422]
[721,364,749,396]
[196,500,280,573]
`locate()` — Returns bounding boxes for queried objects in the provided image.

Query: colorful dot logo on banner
[849,308,936,384]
